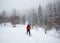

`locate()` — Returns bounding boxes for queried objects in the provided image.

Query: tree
[1,10,6,17]
[31,9,37,26]
[37,5,43,26]
[44,3,54,34]
[21,14,26,24]
[0,15,3,24]
[11,9,20,26]
[0,10,6,23]
[53,1,60,31]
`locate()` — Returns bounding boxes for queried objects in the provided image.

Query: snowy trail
[0,23,34,43]
[0,23,60,43]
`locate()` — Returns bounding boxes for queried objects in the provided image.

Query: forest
[0,0,60,33]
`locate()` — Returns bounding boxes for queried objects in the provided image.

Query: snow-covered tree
[31,9,38,26]
[37,5,43,26]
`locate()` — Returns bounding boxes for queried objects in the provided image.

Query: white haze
[0,0,57,13]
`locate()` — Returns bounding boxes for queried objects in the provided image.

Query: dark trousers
[27,30,31,36]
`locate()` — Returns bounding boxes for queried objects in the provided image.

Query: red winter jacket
[27,24,31,30]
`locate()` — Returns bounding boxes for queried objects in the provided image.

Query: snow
[0,23,60,43]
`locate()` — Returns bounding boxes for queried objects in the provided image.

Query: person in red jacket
[26,23,31,36]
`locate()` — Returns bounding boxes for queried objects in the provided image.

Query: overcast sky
[0,0,57,13]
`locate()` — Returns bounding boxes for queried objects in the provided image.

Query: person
[26,23,31,36]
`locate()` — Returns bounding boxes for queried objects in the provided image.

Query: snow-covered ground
[0,23,60,43]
